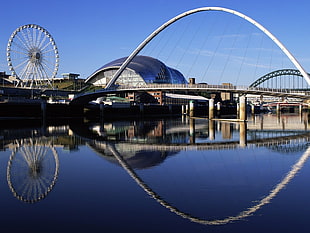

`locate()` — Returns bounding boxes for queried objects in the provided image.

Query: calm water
[1,114,310,232]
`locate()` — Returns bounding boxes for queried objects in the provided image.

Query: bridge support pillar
[186,104,189,115]
[189,100,195,117]
[189,118,195,143]
[236,103,240,118]
[182,105,186,115]
[209,99,214,119]
[299,104,303,115]
[239,122,247,147]
[251,104,255,115]
[239,95,247,121]
[276,103,280,115]
[216,102,221,116]
[209,119,215,140]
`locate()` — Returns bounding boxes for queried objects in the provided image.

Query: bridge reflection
[79,115,310,225]
[81,113,310,149]
[1,114,310,211]
[105,141,310,225]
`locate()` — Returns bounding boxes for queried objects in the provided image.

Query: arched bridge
[105,7,310,89]
[250,69,310,89]
[70,7,310,105]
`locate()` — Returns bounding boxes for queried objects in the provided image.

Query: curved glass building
[85,55,188,86]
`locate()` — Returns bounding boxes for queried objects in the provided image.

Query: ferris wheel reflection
[7,139,59,203]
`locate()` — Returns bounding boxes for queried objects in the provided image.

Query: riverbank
[0,100,240,120]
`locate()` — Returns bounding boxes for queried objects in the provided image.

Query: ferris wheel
[7,24,59,88]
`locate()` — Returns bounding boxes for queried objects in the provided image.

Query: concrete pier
[189,118,195,143]
[236,103,240,118]
[209,99,214,119]
[216,102,221,116]
[239,96,247,121]
[251,104,255,115]
[209,119,215,140]
[189,100,195,117]
[182,105,186,115]
[239,122,247,147]
[276,103,280,115]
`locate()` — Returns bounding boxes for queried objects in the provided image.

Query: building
[86,56,188,104]
[61,73,80,80]
[0,71,15,86]
[85,55,188,87]
[52,73,86,90]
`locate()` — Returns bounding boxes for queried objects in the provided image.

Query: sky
[1,0,310,85]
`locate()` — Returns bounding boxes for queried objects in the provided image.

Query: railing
[113,83,310,96]
[71,84,310,103]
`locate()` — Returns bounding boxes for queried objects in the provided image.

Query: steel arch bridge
[105,6,310,89]
[249,69,310,89]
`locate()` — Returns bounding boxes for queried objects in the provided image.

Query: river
[0,113,309,232]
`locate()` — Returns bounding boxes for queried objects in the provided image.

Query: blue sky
[1,0,310,85]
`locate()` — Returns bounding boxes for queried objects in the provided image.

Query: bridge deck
[70,84,310,105]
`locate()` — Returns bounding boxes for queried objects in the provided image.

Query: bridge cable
[185,13,214,81]
[201,14,232,84]
[174,14,204,75]
[219,18,244,85]
[151,19,183,61]
[235,25,254,85]
[252,33,265,86]
[165,15,193,66]
[268,42,275,82]
[141,27,166,58]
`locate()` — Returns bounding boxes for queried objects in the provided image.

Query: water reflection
[72,114,310,225]
[1,113,310,224]
[106,141,310,225]
[7,138,59,203]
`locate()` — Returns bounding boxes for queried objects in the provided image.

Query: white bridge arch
[106,7,310,89]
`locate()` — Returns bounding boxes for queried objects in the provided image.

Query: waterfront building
[86,55,189,104]
[85,55,188,87]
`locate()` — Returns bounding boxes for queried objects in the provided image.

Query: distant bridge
[250,69,310,90]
